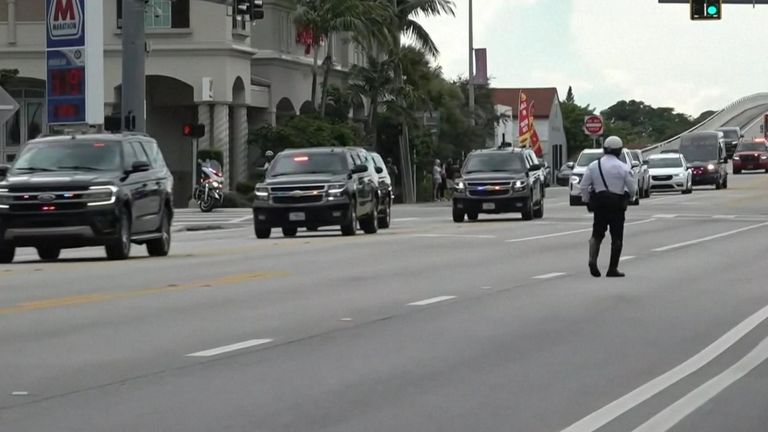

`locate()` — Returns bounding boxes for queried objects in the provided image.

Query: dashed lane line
[186,339,274,357]
[407,296,457,306]
[652,222,768,252]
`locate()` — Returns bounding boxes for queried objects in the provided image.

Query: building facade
[0,0,367,205]
[491,87,568,172]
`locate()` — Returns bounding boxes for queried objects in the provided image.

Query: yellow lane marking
[0,271,287,316]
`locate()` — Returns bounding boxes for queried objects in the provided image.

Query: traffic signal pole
[121,0,146,132]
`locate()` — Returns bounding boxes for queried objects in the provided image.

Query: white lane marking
[619,256,636,262]
[533,272,566,279]
[10,392,29,396]
[340,318,353,322]
[652,214,678,218]
[481,286,493,290]
[412,234,496,239]
[229,215,253,223]
[559,302,768,432]
[506,219,655,243]
[652,222,768,252]
[712,215,737,219]
[393,217,421,222]
[632,335,768,432]
[186,339,273,357]
[407,296,457,306]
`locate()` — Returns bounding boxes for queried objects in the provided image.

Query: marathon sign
[46,0,85,49]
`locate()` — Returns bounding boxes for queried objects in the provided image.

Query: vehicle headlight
[327,183,347,197]
[570,176,580,184]
[254,186,269,200]
[733,156,740,160]
[513,180,527,191]
[87,185,118,206]
[707,164,716,171]
[0,188,11,207]
[761,155,768,160]
[455,181,465,191]
[676,172,687,177]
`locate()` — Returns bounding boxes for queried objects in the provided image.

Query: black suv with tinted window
[452,149,544,222]
[0,133,174,263]
[252,147,383,238]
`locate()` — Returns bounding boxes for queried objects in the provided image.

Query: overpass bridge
[642,92,768,155]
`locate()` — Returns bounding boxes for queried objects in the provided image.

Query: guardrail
[642,92,768,155]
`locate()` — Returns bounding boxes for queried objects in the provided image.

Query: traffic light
[691,0,721,20]
[182,123,205,138]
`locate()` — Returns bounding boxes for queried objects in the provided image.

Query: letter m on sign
[47,0,83,44]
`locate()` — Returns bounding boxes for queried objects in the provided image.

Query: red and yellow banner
[518,91,543,157]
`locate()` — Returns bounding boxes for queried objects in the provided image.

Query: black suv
[452,149,544,222]
[252,147,384,238]
[0,133,174,263]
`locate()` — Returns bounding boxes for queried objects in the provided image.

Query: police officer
[580,136,636,278]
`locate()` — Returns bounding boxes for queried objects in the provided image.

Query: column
[212,104,230,189]
[231,105,248,185]
[197,104,211,150]
[8,0,17,45]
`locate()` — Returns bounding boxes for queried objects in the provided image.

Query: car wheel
[281,227,298,237]
[522,198,534,221]
[147,210,172,257]
[0,243,16,264]
[255,225,271,239]
[533,197,544,219]
[722,175,728,189]
[106,210,131,260]
[378,198,391,229]
[360,201,379,234]
[37,247,61,261]
[341,202,357,236]
[452,207,465,223]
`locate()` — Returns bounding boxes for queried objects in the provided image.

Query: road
[2,174,768,432]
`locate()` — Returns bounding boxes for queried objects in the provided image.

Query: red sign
[584,115,604,136]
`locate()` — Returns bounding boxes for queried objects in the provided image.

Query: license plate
[482,202,495,210]
[289,212,306,221]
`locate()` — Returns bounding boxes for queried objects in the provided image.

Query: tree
[0,69,19,88]
[601,100,693,147]
[560,88,596,156]
[565,86,575,104]
[349,54,397,146]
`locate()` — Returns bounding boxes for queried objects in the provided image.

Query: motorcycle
[193,159,224,212]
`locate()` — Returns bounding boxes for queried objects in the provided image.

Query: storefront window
[26,102,43,141]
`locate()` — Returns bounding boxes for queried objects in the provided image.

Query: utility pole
[392,0,415,203]
[121,0,146,132]
[468,0,475,126]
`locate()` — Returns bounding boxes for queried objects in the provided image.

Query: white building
[0,0,368,205]
[491,87,568,171]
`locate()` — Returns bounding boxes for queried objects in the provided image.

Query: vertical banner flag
[530,101,543,157]
[472,48,488,86]
[518,90,531,147]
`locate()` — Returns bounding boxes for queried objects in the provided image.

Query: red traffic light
[182,123,205,138]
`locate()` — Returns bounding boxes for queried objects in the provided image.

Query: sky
[417,0,768,117]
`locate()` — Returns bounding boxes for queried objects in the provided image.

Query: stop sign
[583,115,604,136]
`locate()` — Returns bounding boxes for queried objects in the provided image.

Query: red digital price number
[54,104,80,119]
[50,68,84,97]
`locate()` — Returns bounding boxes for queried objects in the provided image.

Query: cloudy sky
[417,0,768,117]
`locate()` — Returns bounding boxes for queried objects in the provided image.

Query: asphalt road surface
[2,173,768,432]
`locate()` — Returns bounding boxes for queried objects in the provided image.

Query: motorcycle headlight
[211,181,220,188]
[570,176,580,184]
[254,186,269,200]
[86,185,118,206]
[707,164,716,171]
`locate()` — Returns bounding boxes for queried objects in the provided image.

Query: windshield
[268,152,349,176]
[463,153,526,173]
[576,152,602,167]
[648,157,684,169]
[680,137,719,162]
[12,140,122,172]
[718,129,738,139]
[630,151,642,163]
[736,143,766,153]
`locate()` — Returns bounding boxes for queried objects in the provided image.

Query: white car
[647,153,692,194]
[569,148,640,206]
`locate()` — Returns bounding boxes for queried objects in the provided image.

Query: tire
[281,226,298,237]
[37,247,61,261]
[632,193,640,206]
[105,211,131,260]
[0,243,16,264]
[199,194,215,212]
[722,176,728,189]
[255,226,271,239]
[341,202,357,236]
[360,201,379,234]
[533,198,544,219]
[378,198,391,229]
[522,198,534,221]
[147,210,172,257]
[452,207,465,223]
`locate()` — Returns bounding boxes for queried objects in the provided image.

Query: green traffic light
[707,5,719,16]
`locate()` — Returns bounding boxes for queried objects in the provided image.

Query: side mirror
[351,164,368,175]
[0,164,10,177]
[631,161,640,168]
[566,162,575,169]
[129,160,151,173]
[374,166,384,174]
[529,164,541,171]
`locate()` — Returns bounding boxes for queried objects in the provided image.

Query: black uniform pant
[590,192,626,244]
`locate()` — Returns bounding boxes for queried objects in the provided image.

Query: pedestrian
[386,157,399,180]
[433,159,442,201]
[580,136,636,278]
[445,158,456,199]
[440,161,447,200]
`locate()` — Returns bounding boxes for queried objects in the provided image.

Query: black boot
[588,238,601,277]
[606,241,625,277]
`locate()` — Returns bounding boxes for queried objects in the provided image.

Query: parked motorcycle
[193,159,224,212]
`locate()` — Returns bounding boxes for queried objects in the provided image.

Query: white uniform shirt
[580,154,636,202]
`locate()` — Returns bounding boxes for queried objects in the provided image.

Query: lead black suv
[252,147,383,238]
[452,149,544,222]
[0,133,174,263]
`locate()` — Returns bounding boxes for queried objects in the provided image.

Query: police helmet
[603,136,623,155]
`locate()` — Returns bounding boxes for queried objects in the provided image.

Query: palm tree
[388,0,455,57]
[349,55,396,145]
[294,0,389,117]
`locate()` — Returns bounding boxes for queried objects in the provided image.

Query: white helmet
[603,136,623,150]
